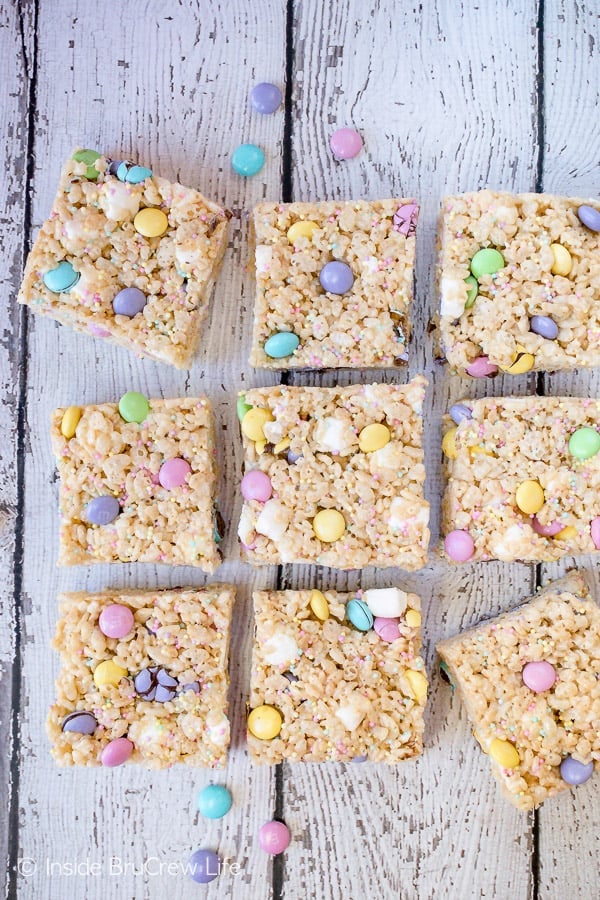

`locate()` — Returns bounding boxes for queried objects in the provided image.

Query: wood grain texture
[15,2,285,898]
[537,3,600,898]
[1,2,35,895]
[282,1,541,898]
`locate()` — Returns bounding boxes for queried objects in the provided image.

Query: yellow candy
[93,659,127,688]
[287,220,319,243]
[405,609,421,628]
[358,423,391,454]
[550,243,572,276]
[313,509,345,543]
[405,669,427,702]
[134,207,169,238]
[442,427,458,459]
[309,589,330,621]
[502,345,535,374]
[515,479,545,515]
[488,737,520,769]
[241,407,274,442]
[273,437,290,454]
[60,406,82,439]
[248,704,282,740]
[555,524,577,541]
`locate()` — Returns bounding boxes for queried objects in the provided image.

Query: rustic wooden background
[2,0,599,897]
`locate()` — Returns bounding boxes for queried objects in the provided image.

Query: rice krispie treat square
[18,148,230,368]
[442,394,600,563]
[238,377,429,570]
[247,587,426,764]
[51,393,221,572]
[250,199,419,369]
[436,191,600,375]
[48,585,235,768]
[437,572,600,810]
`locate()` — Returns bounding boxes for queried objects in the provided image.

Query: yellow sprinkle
[555,524,577,541]
[241,407,274,442]
[515,479,545,514]
[273,437,290,454]
[442,427,458,459]
[133,207,169,238]
[358,423,391,453]
[309,589,330,621]
[550,243,572,276]
[489,737,520,768]
[287,220,319,243]
[60,406,82,439]
[405,609,421,628]
[93,659,127,688]
[405,670,427,702]
[313,509,345,543]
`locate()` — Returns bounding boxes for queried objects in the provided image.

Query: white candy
[335,693,371,732]
[363,587,408,618]
[255,499,289,541]
[263,632,299,666]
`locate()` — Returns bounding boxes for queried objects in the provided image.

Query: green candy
[568,426,600,460]
[118,391,150,424]
[72,149,102,181]
[470,248,505,279]
[464,275,478,309]
[236,394,252,422]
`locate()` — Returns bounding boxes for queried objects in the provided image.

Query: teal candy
[125,165,153,184]
[43,261,80,293]
[232,143,265,177]
[197,784,232,819]
[346,598,374,632]
[264,332,300,359]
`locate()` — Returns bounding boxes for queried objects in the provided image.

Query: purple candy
[241,470,273,502]
[577,205,600,232]
[444,529,475,562]
[101,737,133,767]
[62,711,97,735]
[251,82,282,114]
[319,260,354,294]
[99,603,134,639]
[591,516,600,549]
[181,681,200,693]
[530,315,558,340]
[188,849,220,884]
[560,755,594,786]
[466,356,498,378]
[113,287,147,318]
[287,450,302,465]
[449,403,472,425]
[134,666,178,702]
[351,754,368,763]
[85,495,120,526]
[107,160,123,176]
[330,127,363,160]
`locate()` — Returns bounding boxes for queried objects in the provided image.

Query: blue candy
[232,144,265,177]
[43,261,80,293]
[197,784,233,819]
[264,331,300,358]
[346,598,374,632]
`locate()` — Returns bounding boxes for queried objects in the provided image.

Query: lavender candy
[85,495,120,526]
[62,711,97,734]
[449,403,472,425]
[112,287,147,318]
[530,315,559,340]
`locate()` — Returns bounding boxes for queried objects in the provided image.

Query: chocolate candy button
[85,495,120,526]
[374,617,400,642]
[134,208,168,237]
[466,356,498,377]
[60,406,82,439]
[319,260,354,294]
[241,470,272,502]
[489,738,520,768]
[159,457,191,489]
[577,205,600,232]
[522,660,556,692]
[444,529,474,561]
[313,508,345,542]
[251,82,282,114]
[62,711,97,734]
[116,162,152,184]
[515,480,545,515]
[248,705,282,740]
[470,248,505,279]
[568,426,600,460]
[464,275,478,308]
[43,261,80,293]
[113,287,147,317]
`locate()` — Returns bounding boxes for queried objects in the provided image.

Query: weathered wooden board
[282,1,541,898]
[537,2,600,898]
[14,2,285,898]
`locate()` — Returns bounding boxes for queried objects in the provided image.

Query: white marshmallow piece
[363,587,408,618]
[98,180,141,221]
[335,693,371,732]
[255,244,273,273]
[313,417,355,453]
[440,276,467,318]
[255,499,290,541]
[263,632,299,667]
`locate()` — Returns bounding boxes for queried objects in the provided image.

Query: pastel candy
[264,331,300,358]
[188,849,220,884]
[43,260,80,293]
[591,516,600,549]
[444,529,474,561]
[374,617,401,642]
[522,660,556,692]
[232,143,265,177]
[346,598,373,632]
[449,403,472,424]
[100,737,134,767]
[159,457,191,489]
[530,315,559,340]
[62,711,97,734]
[99,604,135,639]
[466,356,498,377]
[251,82,282,114]
[241,470,272,502]
[577,205,600,232]
[85,495,120,525]
[113,286,147,317]
[363,587,407,618]
[569,426,600,459]
[258,820,291,855]
[319,260,354,294]
[560,755,594,785]
[532,516,563,537]
[330,127,363,160]
[197,784,233,819]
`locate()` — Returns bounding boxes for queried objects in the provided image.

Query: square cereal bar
[48,585,235,768]
[18,148,229,368]
[436,191,600,375]
[51,394,221,571]
[250,199,419,369]
[437,572,600,810]
[442,394,600,563]
[238,377,429,570]
[248,587,426,763]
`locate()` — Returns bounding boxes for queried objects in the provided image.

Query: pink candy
[374,617,401,642]
[444,529,475,562]
[258,820,290,855]
[101,737,134,767]
[159,457,191,489]
[98,604,135,639]
[591,516,600,549]
[522,660,557,693]
[241,470,272,502]
[466,356,498,378]
[330,127,363,160]
[88,324,111,338]
[532,516,563,537]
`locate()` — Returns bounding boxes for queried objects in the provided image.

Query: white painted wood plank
[282,2,541,898]
[0,2,35,896]
[538,2,600,897]
[16,2,286,898]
